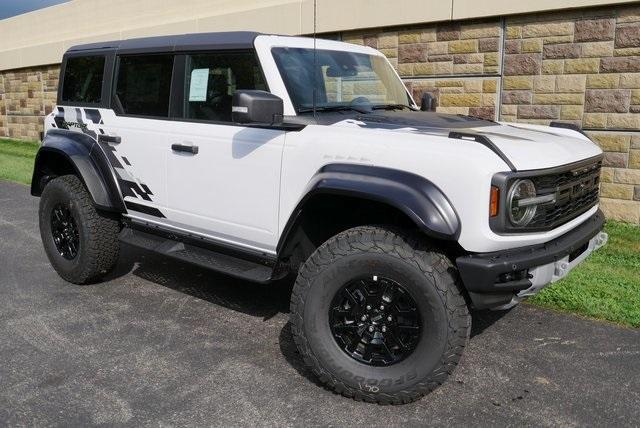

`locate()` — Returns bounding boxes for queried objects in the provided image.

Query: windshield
[271,47,413,112]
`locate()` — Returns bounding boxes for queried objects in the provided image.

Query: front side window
[61,56,105,104]
[115,55,174,117]
[184,51,266,122]
[272,47,412,112]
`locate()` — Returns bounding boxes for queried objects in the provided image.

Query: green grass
[530,221,640,328]
[0,138,40,185]
[0,136,638,326]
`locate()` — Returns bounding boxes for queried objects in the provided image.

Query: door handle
[98,134,121,144]
[171,143,199,155]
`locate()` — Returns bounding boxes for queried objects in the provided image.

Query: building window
[184,52,266,122]
[61,56,105,104]
[116,55,174,117]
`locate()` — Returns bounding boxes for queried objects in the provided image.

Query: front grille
[527,160,601,229]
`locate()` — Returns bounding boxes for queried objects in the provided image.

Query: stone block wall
[343,21,502,77]
[501,11,640,129]
[0,4,639,222]
[0,65,59,141]
[343,20,502,120]
[499,7,640,223]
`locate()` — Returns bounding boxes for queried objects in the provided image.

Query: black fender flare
[31,129,125,213]
[277,163,460,253]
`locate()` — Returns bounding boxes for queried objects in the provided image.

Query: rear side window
[61,56,105,104]
[115,55,174,117]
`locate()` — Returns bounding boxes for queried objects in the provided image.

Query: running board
[119,227,275,283]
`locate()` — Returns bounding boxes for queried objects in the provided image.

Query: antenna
[312,0,317,120]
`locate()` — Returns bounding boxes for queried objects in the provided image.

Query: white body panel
[276,120,601,253]
[164,121,285,253]
[45,34,604,256]
[45,108,285,254]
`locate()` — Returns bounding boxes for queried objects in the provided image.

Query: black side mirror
[232,90,284,125]
[420,93,436,112]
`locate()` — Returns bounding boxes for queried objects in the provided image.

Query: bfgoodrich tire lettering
[39,175,120,284]
[290,226,470,404]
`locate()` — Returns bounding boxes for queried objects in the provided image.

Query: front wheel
[290,226,470,404]
[39,175,120,284]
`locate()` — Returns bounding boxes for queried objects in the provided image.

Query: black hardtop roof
[66,31,266,55]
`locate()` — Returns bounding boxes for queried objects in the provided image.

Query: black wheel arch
[276,164,461,260]
[31,129,125,213]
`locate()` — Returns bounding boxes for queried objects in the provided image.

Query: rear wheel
[39,175,120,284]
[290,226,470,404]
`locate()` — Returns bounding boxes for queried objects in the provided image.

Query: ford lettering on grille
[527,161,601,230]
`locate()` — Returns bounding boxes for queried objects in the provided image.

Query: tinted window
[61,56,105,104]
[116,55,174,117]
[184,52,266,122]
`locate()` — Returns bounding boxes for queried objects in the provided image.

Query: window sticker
[189,68,209,102]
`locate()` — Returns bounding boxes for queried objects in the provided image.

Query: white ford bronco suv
[33,32,608,404]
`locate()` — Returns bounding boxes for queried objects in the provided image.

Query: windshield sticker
[189,68,209,102]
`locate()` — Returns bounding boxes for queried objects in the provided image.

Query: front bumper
[456,209,606,310]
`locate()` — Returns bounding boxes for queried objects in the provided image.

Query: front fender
[279,164,460,251]
[31,129,125,212]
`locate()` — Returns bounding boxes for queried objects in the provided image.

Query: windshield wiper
[298,105,372,114]
[371,104,416,111]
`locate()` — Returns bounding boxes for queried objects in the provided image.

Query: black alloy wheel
[39,175,120,284]
[329,275,421,366]
[290,226,472,404]
[50,203,80,260]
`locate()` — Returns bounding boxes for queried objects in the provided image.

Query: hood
[321,111,602,171]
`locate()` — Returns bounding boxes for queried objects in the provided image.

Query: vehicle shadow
[106,243,292,319]
[278,321,325,388]
[109,244,511,383]
[471,309,511,337]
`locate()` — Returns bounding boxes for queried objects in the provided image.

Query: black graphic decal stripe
[53,107,68,129]
[99,139,155,201]
[126,180,153,201]
[75,108,97,140]
[67,107,159,206]
[125,200,166,218]
[100,141,124,168]
[84,109,102,124]
[52,106,159,208]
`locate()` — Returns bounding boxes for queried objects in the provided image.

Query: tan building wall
[0,1,639,222]
[0,65,59,141]
[0,0,637,71]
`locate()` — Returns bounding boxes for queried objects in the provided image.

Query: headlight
[508,179,537,226]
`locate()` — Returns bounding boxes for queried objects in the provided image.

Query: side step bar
[119,227,276,284]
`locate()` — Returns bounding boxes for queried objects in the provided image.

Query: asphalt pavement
[1,179,639,426]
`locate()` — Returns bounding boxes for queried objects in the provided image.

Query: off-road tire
[39,175,120,284]
[290,226,470,404]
